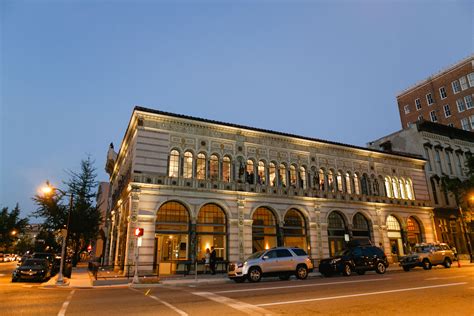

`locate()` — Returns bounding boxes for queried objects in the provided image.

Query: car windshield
[335,249,351,256]
[246,251,265,260]
[414,246,432,253]
[23,259,47,268]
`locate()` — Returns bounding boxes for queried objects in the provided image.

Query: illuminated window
[252,207,278,252]
[279,164,287,187]
[222,156,231,182]
[257,161,266,185]
[392,178,399,199]
[405,179,414,200]
[353,173,360,195]
[386,215,401,231]
[289,165,297,187]
[197,204,227,260]
[283,209,307,250]
[345,173,352,194]
[269,162,276,186]
[246,160,255,184]
[209,154,219,181]
[336,171,343,192]
[183,151,193,178]
[328,170,335,192]
[319,169,326,191]
[385,177,392,198]
[299,167,307,189]
[168,150,180,177]
[196,153,206,180]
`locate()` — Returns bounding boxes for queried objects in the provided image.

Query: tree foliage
[33,156,102,265]
[0,204,29,252]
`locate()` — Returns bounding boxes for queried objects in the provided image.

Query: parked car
[228,247,314,283]
[399,243,454,271]
[319,245,388,277]
[0,253,4,263]
[54,255,72,278]
[12,258,51,282]
[31,252,56,274]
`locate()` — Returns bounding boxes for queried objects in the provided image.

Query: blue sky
[1,0,472,219]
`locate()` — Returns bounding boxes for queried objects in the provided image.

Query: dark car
[12,258,51,282]
[31,252,56,274]
[54,255,72,278]
[319,245,388,277]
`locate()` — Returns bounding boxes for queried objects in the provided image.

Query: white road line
[255,282,468,307]
[130,288,188,316]
[57,290,75,316]
[215,278,391,294]
[425,276,467,280]
[193,292,273,316]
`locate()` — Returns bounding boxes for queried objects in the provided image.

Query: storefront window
[283,209,307,251]
[252,207,278,252]
[352,213,370,243]
[328,211,347,256]
[407,217,422,248]
[196,204,227,261]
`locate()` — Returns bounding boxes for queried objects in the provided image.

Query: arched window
[399,178,406,199]
[319,169,326,191]
[372,175,380,196]
[336,171,343,192]
[279,164,287,187]
[197,204,227,260]
[299,167,307,189]
[269,162,276,186]
[345,172,352,194]
[183,151,193,178]
[168,150,180,177]
[209,154,219,181]
[327,211,347,256]
[385,177,393,198]
[353,173,360,195]
[156,201,190,262]
[311,166,318,189]
[361,173,369,195]
[407,216,422,248]
[392,178,400,199]
[387,215,404,260]
[289,165,297,187]
[222,156,231,182]
[328,170,335,192]
[196,153,206,180]
[352,213,371,243]
[283,209,307,250]
[405,179,414,200]
[257,161,266,185]
[252,207,278,252]
[246,160,255,184]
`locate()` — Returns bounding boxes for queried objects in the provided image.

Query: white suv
[228,247,313,283]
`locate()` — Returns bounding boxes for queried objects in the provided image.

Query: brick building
[397,55,474,130]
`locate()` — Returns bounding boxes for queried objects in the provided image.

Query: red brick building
[397,55,474,131]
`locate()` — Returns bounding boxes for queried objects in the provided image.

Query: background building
[105,106,434,275]
[397,55,474,130]
[93,182,110,262]
[368,121,474,258]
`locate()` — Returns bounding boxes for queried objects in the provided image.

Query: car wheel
[296,265,308,280]
[403,266,410,272]
[356,270,366,275]
[422,259,432,270]
[247,267,262,283]
[375,262,386,274]
[342,264,352,276]
[443,258,452,268]
[233,277,245,283]
[278,274,290,281]
[11,278,17,283]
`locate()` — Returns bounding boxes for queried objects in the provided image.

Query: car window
[434,245,442,251]
[247,251,265,260]
[291,248,308,256]
[265,250,278,259]
[276,249,293,258]
[441,245,450,251]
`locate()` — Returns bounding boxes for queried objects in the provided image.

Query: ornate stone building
[105,106,434,275]
[368,121,474,257]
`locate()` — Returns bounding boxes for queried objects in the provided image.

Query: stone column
[124,187,140,274]
[237,197,245,261]
[313,204,323,261]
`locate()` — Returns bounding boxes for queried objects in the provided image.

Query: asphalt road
[1,261,473,316]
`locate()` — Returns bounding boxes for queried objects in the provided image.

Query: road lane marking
[255,282,467,307]
[215,278,391,294]
[425,276,467,280]
[57,290,75,316]
[130,288,188,316]
[193,292,273,316]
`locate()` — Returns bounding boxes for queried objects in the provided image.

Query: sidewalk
[42,259,474,288]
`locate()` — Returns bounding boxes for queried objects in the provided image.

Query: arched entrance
[352,213,371,244]
[387,215,404,262]
[196,204,227,262]
[328,211,347,256]
[283,209,307,251]
[252,207,278,252]
[155,201,190,275]
[407,216,423,250]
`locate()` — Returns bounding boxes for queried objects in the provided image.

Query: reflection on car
[318,244,388,277]
[12,258,51,282]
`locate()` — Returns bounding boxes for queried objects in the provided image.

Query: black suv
[318,245,388,277]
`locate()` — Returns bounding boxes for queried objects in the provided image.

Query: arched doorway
[283,209,307,251]
[327,211,347,256]
[352,213,371,244]
[197,204,227,263]
[252,207,278,252]
[407,216,423,250]
[155,201,190,274]
[387,215,404,262]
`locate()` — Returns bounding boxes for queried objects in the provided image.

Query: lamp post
[41,182,73,285]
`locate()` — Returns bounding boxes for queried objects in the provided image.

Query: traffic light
[135,228,144,237]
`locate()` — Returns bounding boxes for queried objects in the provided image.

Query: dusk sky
[1,0,472,220]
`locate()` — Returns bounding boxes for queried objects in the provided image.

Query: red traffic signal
[134,228,144,237]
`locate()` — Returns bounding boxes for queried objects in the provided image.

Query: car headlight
[330,258,341,265]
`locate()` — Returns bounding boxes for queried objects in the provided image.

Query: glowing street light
[41,181,73,285]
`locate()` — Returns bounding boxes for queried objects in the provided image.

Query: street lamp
[41,182,73,285]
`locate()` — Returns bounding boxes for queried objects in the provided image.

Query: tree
[33,156,102,265]
[0,204,29,253]
[442,156,474,206]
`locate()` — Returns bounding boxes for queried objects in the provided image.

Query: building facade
[397,55,474,130]
[368,121,474,257]
[105,106,435,275]
[93,182,110,262]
